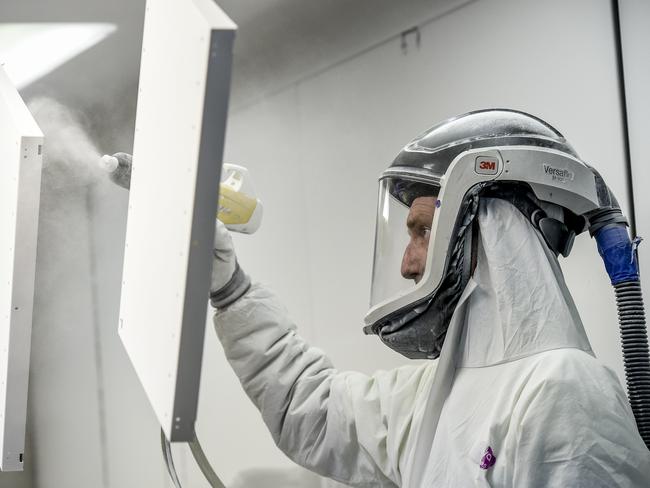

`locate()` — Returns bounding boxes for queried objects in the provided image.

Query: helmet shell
[391,108,579,177]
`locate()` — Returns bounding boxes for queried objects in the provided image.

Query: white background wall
[0,0,647,486]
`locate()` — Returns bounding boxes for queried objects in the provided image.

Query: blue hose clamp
[595,224,642,285]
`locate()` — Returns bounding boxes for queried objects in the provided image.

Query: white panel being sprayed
[118,0,235,442]
[0,66,43,471]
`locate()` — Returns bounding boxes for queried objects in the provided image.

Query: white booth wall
[10,0,647,487]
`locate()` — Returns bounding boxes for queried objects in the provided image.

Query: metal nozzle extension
[100,153,132,190]
[100,154,119,173]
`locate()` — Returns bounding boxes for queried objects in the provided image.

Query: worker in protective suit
[210,109,650,487]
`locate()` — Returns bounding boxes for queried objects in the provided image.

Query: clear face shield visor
[369,176,440,309]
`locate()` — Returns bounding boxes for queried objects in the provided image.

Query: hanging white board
[118,0,236,442]
[0,66,43,471]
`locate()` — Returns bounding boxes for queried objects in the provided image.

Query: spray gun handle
[218,163,263,234]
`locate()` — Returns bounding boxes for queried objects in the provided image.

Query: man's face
[401,196,436,283]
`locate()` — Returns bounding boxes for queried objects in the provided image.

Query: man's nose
[401,243,419,280]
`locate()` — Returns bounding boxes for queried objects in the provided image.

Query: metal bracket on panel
[401,26,421,55]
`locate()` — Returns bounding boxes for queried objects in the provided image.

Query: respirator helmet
[364,108,608,359]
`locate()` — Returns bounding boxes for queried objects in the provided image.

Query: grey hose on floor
[161,428,183,488]
[189,429,227,488]
[160,427,228,487]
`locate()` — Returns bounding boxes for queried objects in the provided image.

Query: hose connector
[594,223,641,285]
[588,205,640,286]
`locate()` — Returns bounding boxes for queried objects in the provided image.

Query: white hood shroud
[404,198,649,487]
[459,197,592,367]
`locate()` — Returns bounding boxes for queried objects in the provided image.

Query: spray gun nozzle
[100,154,119,173]
[100,153,132,190]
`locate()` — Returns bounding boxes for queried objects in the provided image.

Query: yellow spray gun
[99,154,263,234]
[216,163,263,234]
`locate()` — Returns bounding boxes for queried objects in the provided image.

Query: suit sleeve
[213,283,435,487]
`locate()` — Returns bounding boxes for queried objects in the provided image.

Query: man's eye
[407,226,431,239]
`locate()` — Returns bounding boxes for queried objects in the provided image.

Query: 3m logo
[480,160,496,171]
[475,157,499,175]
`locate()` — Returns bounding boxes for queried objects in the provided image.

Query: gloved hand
[210,219,251,309]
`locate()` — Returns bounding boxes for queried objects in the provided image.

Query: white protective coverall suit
[213,198,650,487]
